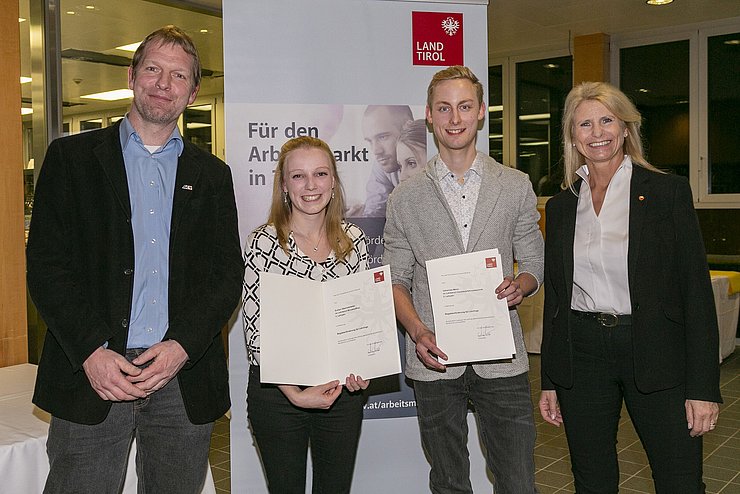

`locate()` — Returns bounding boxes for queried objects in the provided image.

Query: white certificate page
[259,266,401,386]
[426,249,515,365]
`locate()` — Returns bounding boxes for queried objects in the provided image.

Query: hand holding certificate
[259,265,402,385]
[426,249,516,365]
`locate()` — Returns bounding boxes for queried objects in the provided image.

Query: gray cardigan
[383,152,544,381]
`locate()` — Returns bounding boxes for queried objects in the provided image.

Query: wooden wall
[0,3,29,366]
[574,33,610,84]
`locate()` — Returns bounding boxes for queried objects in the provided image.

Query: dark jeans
[555,314,705,494]
[247,365,364,494]
[44,367,213,494]
[413,367,537,494]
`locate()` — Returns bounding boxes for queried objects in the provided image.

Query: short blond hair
[132,25,201,89]
[427,66,484,107]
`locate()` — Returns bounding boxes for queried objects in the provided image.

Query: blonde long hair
[267,136,354,261]
[562,81,662,191]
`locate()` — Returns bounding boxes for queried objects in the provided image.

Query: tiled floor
[210,350,740,493]
[528,352,740,494]
[208,416,231,493]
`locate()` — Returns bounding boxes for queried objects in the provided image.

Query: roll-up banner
[224,1,489,491]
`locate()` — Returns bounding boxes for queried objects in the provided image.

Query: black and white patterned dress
[242,222,369,366]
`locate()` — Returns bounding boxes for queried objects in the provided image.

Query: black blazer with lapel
[541,165,721,403]
[27,122,245,425]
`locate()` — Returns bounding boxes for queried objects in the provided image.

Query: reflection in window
[184,104,213,153]
[707,32,740,194]
[620,41,689,177]
[488,65,503,163]
[516,56,572,196]
[80,118,103,132]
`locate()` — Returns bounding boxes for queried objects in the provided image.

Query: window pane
[488,65,503,163]
[620,41,689,177]
[516,56,572,196]
[184,104,213,153]
[80,118,103,132]
[707,32,740,194]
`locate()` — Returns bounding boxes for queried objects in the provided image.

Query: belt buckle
[596,313,618,327]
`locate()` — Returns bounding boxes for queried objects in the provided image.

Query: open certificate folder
[426,249,516,365]
[258,265,401,386]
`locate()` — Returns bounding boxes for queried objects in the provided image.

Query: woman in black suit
[538,81,721,493]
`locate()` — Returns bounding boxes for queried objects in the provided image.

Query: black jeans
[555,314,705,494]
[247,365,364,494]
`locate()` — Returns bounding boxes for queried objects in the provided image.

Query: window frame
[490,48,573,207]
[612,17,740,209]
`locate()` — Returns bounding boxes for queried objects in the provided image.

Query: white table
[518,286,545,353]
[519,274,739,361]
[711,274,740,362]
[0,364,216,493]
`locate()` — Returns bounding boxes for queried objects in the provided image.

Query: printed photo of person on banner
[350,105,414,218]
[348,108,427,421]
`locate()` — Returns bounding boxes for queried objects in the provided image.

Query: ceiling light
[21,108,33,115]
[488,105,503,113]
[21,76,32,84]
[200,29,209,34]
[638,88,650,93]
[646,0,673,5]
[85,5,95,9]
[543,63,559,69]
[19,17,26,22]
[116,42,141,52]
[519,113,550,121]
[724,39,740,45]
[186,122,212,129]
[66,11,75,15]
[80,89,133,101]
[188,104,213,112]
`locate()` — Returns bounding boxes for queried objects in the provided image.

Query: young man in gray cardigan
[383,66,543,493]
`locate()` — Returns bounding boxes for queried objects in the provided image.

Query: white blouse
[571,156,632,315]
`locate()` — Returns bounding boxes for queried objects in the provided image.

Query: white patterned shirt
[434,154,483,250]
[242,222,369,365]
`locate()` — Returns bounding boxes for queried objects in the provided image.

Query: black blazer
[27,122,245,425]
[541,165,721,403]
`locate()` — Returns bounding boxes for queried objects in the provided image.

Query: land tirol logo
[412,11,463,66]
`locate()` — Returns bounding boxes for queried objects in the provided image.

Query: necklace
[292,224,324,252]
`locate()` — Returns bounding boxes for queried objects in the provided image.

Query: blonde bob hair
[562,81,662,191]
[267,136,354,262]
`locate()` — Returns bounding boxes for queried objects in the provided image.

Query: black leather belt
[571,310,632,327]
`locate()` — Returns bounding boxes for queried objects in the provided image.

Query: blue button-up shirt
[120,116,182,348]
